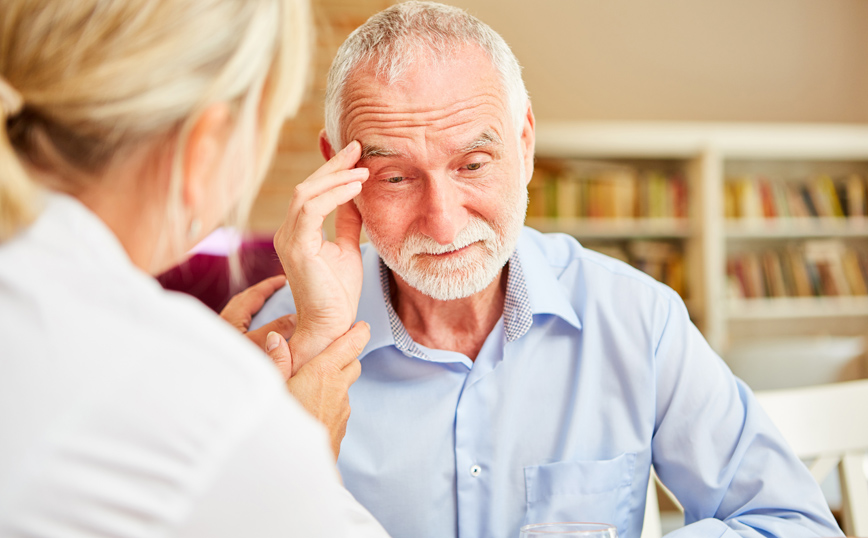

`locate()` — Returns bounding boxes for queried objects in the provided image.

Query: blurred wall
[450,0,868,124]
[250,0,868,232]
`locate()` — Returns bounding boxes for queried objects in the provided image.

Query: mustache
[399,218,498,257]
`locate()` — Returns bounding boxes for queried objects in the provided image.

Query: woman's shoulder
[0,251,329,536]
[2,249,292,431]
[0,284,331,537]
[137,283,286,391]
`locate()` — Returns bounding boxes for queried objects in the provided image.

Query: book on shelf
[727,240,868,300]
[762,251,788,298]
[528,160,687,220]
[587,240,685,297]
[724,174,867,220]
[843,249,868,295]
[846,174,867,218]
[785,247,814,297]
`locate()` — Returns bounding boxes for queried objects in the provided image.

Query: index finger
[220,275,287,328]
[314,140,363,179]
[230,274,287,312]
[287,142,367,217]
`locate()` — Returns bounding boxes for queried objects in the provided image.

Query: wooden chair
[640,469,679,538]
[755,379,868,536]
[640,469,663,538]
[641,379,868,537]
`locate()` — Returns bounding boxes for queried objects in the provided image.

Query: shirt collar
[500,250,533,341]
[514,229,582,331]
[356,245,401,360]
[378,259,432,361]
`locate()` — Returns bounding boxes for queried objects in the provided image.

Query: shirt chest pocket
[523,453,636,533]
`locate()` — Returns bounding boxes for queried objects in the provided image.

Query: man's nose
[419,173,468,245]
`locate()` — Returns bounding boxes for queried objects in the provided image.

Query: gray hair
[323,1,528,149]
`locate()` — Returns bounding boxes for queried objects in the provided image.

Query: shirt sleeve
[650,293,843,538]
[174,397,391,538]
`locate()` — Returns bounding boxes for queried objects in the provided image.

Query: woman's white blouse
[0,193,387,538]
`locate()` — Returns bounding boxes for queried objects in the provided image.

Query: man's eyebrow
[457,129,504,154]
[359,144,404,160]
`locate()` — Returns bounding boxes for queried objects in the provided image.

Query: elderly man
[253,2,843,538]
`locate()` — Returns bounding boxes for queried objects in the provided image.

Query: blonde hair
[0,0,310,247]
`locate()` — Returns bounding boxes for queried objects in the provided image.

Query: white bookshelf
[533,121,868,353]
[725,218,868,239]
[727,296,868,320]
[525,217,691,239]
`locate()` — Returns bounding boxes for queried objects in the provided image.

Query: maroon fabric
[156,239,284,313]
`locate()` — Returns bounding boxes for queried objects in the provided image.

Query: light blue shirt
[253,227,841,538]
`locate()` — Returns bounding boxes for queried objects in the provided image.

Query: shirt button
[470,465,482,477]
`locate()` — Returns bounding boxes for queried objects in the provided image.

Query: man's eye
[466,162,483,171]
[386,176,404,184]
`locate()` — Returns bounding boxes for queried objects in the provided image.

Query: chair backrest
[755,379,868,536]
[641,471,662,538]
[640,379,868,538]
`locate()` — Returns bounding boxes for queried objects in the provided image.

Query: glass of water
[519,522,618,537]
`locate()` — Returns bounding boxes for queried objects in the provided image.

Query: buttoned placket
[379,252,533,537]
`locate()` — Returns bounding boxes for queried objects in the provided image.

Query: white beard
[365,187,528,301]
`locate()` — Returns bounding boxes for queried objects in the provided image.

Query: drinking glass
[519,522,618,538]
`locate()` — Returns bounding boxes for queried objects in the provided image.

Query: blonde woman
[0,1,387,536]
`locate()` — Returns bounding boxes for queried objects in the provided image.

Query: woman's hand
[222,275,369,461]
[220,274,297,351]
[273,140,369,372]
[220,251,370,461]
[264,322,370,461]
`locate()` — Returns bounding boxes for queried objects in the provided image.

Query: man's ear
[520,102,536,186]
[183,102,232,212]
[319,129,337,161]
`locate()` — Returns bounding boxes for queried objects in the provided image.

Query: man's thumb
[266,331,293,381]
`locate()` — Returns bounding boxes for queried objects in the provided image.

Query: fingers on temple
[289,151,368,217]
[276,142,367,256]
[314,140,363,178]
[293,181,364,242]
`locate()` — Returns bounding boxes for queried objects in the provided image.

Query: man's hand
[220,274,297,350]
[273,140,369,373]
[264,322,370,461]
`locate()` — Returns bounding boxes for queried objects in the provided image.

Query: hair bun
[0,75,23,119]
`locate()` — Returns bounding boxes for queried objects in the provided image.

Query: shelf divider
[525,217,691,239]
[725,218,868,239]
[727,296,868,319]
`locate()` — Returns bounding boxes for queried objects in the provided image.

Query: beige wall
[450,0,868,124]
[251,0,868,232]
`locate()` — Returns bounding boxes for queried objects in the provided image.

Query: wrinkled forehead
[339,45,512,145]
